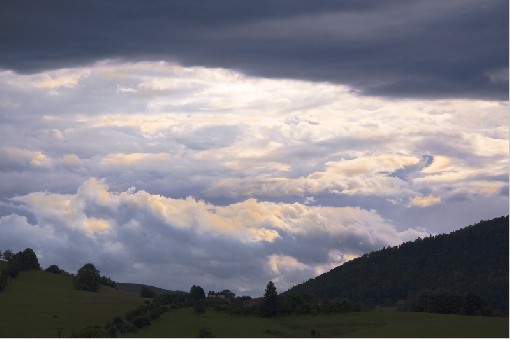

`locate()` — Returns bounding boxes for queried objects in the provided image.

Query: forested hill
[284,216,509,313]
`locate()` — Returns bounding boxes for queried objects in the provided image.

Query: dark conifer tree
[261,280,278,317]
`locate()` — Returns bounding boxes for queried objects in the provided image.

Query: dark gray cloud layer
[1,0,507,99]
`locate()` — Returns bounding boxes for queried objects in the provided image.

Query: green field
[131,307,509,338]
[0,266,508,338]
[0,269,144,337]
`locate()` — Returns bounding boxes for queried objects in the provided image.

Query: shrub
[132,316,151,329]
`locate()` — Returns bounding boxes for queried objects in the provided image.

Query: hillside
[285,216,509,313]
[117,282,185,296]
[0,270,145,337]
[130,307,509,338]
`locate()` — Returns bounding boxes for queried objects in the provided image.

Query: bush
[132,316,151,329]
[105,316,137,337]
[104,299,172,337]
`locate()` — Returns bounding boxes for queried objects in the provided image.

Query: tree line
[407,289,492,316]
[77,280,360,337]
[190,280,361,318]
[0,248,40,291]
[0,248,115,293]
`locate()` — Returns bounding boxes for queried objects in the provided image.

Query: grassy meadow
[130,307,509,338]
[0,263,507,338]
[0,269,144,337]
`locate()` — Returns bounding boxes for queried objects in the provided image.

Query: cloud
[410,195,441,208]
[0,147,52,171]
[100,153,170,167]
[204,154,422,198]
[0,0,507,100]
[61,154,82,168]
[32,68,91,90]
[0,61,507,216]
[0,60,507,294]
[3,177,429,295]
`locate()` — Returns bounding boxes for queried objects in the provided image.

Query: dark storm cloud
[0,0,507,100]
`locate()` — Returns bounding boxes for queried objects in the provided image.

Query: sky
[0,0,508,296]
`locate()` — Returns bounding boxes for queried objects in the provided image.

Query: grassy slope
[0,270,145,337]
[132,308,509,338]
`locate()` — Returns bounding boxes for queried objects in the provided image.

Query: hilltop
[117,282,185,296]
[284,216,509,314]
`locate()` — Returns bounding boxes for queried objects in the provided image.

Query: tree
[189,285,205,301]
[99,275,117,289]
[45,264,63,274]
[261,281,278,317]
[412,289,465,314]
[3,249,14,262]
[45,264,72,276]
[16,248,41,270]
[220,289,236,299]
[462,293,487,315]
[140,285,157,298]
[74,263,100,292]
[7,248,40,273]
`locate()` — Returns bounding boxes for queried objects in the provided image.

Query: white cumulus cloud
[4,178,429,295]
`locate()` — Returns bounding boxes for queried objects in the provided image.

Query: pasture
[0,266,507,337]
[131,307,509,338]
[0,270,144,337]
